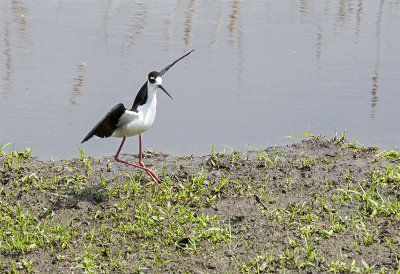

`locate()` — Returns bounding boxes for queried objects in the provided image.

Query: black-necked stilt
[81,50,195,192]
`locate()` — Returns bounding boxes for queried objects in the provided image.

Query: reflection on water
[356,0,363,37]
[68,63,86,108]
[2,0,31,95]
[122,2,148,55]
[184,0,196,47]
[228,1,244,81]
[228,1,240,41]
[165,0,177,50]
[2,1,12,94]
[12,0,29,33]
[208,1,223,50]
[0,0,399,159]
[370,0,384,119]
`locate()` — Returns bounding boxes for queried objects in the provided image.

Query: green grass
[1,134,399,272]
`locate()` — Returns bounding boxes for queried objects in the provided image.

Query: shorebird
[81,50,195,192]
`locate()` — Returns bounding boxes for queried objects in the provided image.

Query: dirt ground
[1,136,399,273]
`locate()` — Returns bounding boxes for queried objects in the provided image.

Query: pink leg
[114,137,164,192]
[138,135,161,182]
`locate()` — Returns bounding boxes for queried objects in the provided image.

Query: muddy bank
[1,136,399,272]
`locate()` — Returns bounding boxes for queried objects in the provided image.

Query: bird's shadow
[41,154,167,219]
[40,179,113,220]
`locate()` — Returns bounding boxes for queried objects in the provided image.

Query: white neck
[147,81,159,98]
[135,81,157,118]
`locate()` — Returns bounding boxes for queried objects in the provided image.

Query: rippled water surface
[1,0,399,159]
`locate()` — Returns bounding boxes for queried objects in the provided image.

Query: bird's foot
[114,156,164,192]
[143,167,164,192]
[139,161,161,183]
[148,173,164,192]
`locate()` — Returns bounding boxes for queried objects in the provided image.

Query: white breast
[111,88,158,138]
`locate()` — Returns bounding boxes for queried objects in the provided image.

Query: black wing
[159,49,195,76]
[81,103,127,143]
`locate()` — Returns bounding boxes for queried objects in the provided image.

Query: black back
[81,103,126,143]
[131,82,148,112]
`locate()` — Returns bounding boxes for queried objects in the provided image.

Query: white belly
[111,95,157,138]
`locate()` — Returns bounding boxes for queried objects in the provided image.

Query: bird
[81,49,195,192]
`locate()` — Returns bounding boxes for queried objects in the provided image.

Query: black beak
[159,49,195,76]
[158,85,173,99]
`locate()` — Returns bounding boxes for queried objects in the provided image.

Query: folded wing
[81,103,127,143]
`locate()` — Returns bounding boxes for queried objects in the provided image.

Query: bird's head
[148,71,173,99]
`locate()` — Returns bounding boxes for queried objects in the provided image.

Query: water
[1,0,399,160]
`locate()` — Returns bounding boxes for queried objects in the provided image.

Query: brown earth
[0,136,399,273]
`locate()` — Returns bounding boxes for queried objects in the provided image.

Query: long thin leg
[114,137,164,192]
[113,136,156,183]
[138,135,161,182]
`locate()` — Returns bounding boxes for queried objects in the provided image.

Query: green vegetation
[0,135,399,272]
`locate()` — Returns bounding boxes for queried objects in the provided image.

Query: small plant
[250,146,279,166]
[77,146,85,161]
[212,177,229,195]
[280,129,296,144]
